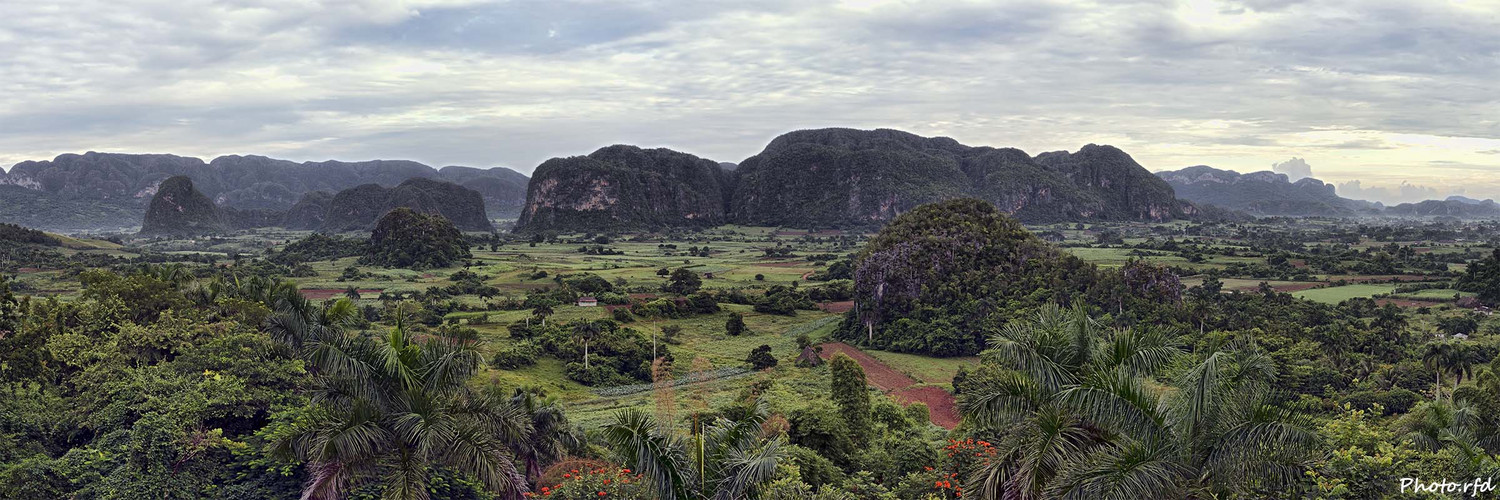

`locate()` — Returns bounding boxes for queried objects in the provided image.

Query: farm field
[1293,283,1399,304]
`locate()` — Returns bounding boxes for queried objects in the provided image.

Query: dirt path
[819,342,961,429]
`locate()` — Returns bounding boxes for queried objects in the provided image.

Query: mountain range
[1155,166,1381,217]
[518,128,1197,232]
[12,127,1496,234]
[137,176,492,237]
[0,152,526,231]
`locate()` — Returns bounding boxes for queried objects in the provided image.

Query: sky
[2,0,1498,204]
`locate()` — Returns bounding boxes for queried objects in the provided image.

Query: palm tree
[603,399,783,500]
[572,320,603,369]
[270,306,531,500]
[1424,341,1457,400]
[506,387,581,482]
[962,304,1319,499]
[533,304,554,327]
[344,286,361,300]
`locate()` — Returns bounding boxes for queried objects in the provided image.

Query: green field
[1293,283,1398,304]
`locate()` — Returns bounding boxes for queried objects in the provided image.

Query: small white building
[577,296,598,307]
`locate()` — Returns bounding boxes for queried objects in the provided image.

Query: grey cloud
[1,0,1498,180]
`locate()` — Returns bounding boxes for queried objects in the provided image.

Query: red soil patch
[891,386,961,428]
[1377,298,1443,308]
[629,293,659,300]
[300,288,382,300]
[818,342,960,429]
[800,271,814,280]
[819,301,855,313]
[1271,282,1321,293]
[16,267,41,273]
[1333,274,1430,283]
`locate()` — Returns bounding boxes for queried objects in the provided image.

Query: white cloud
[0,0,1496,200]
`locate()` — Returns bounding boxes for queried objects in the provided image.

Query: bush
[611,308,634,322]
[1340,388,1419,415]
[747,344,777,370]
[726,312,746,336]
[491,341,541,370]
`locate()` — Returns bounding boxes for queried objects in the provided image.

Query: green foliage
[1458,248,1500,303]
[602,401,783,500]
[726,312,747,336]
[0,222,60,247]
[787,402,856,468]
[959,304,1320,498]
[268,233,366,264]
[829,353,872,443]
[665,268,702,295]
[360,207,472,269]
[839,198,1099,356]
[747,344,777,370]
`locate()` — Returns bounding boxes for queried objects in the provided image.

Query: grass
[1293,283,1399,304]
[862,350,977,388]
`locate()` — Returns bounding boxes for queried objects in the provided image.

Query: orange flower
[597,492,607,497]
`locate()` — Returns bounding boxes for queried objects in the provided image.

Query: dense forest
[6,195,1500,499]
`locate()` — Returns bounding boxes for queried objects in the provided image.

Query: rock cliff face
[281,191,335,230]
[0,152,527,231]
[139,176,225,236]
[727,128,1193,227]
[1156,166,1371,216]
[516,145,728,232]
[320,178,493,232]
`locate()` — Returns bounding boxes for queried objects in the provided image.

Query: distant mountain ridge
[0,152,527,231]
[518,128,1198,232]
[1156,166,1377,216]
[1386,198,1500,218]
[136,176,491,236]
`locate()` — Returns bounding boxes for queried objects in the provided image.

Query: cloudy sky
[3,0,1498,203]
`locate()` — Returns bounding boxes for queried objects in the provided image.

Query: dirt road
[818,342,960,429]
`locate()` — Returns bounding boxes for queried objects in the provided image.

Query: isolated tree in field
[829,353,871,442]
[747,344,777,370]
[342,286,360,300]
[666,268,702,295]
[726,312,746,336]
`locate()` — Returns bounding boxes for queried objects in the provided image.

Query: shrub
[747,344,777,370]
[491,341,541,370]
[726,312,746,336]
